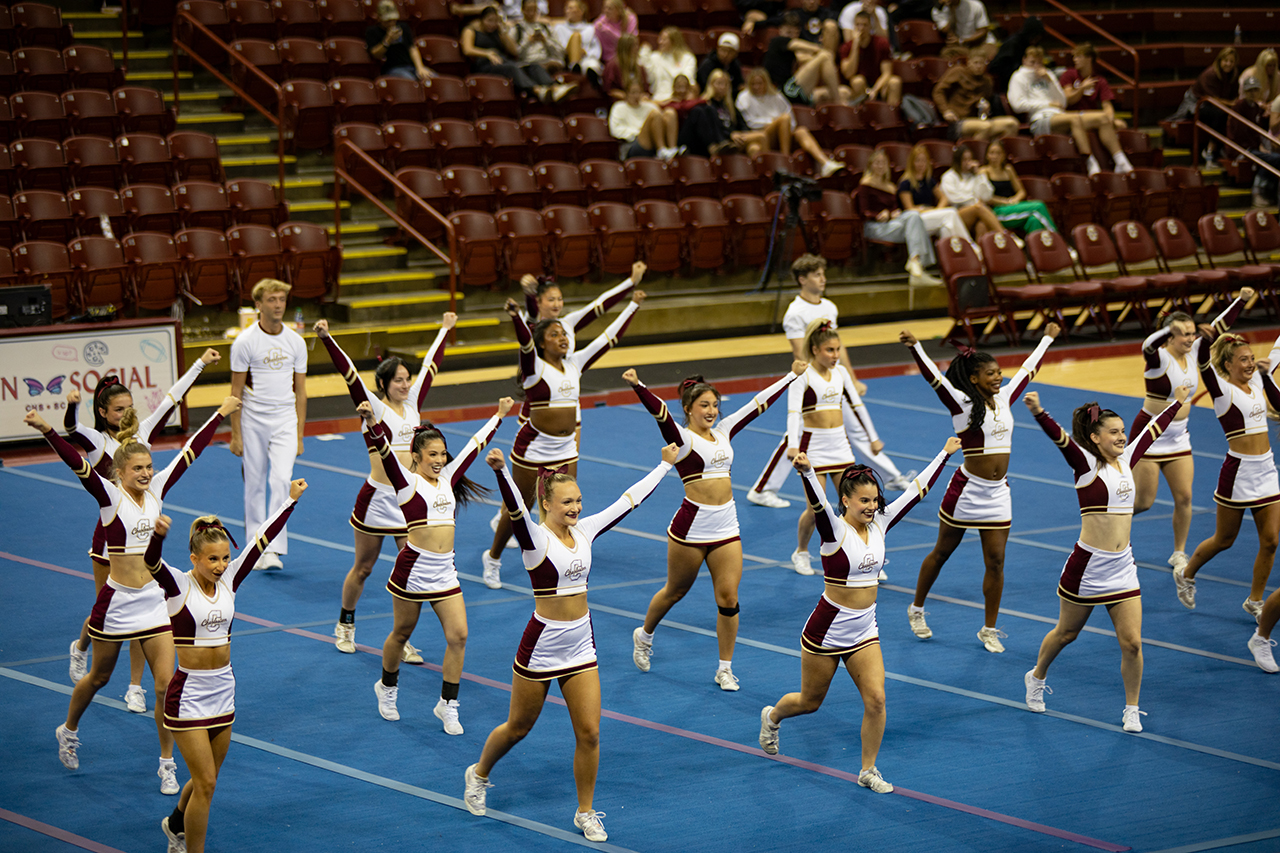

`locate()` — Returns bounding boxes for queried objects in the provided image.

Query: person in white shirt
[938,144,1006,239]
[552,0,602,79]
[1007,46,1134,176]
[735,69,845,177]
[229,279,309,570]
[609,77,679,160]
[839,0,890,43]
[931,0,993,50]
[640,27,697,103]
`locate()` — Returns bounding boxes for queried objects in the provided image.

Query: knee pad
[718,603,740,618]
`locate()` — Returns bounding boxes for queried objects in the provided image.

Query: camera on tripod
[772,169,822,204]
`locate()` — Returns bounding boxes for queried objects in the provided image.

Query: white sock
[638,628,654,643]
[908,604,925,614]
[160,757,175,767]
[1247,598,1263,606]
[1113,151,1133,171]
[1028,672,1045,684]
[1087,154,1101,172]
[717,660,732,672]
[1124,704,1138,712]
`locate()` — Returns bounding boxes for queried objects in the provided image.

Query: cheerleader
[144,481,305,853]
[1173,334,1280,615]
[1130,292,1249,573]
[357,397,511,731]
[24,396,239,793]
[899,323,1059,652]
[464,444,678,843]
[623,362,805,689]
[788,320,885,577]
[482,290,645,588]
[758,441,959,794]
[1022,388,1186,731]
[314,316,454,658]
[63,350,221,706]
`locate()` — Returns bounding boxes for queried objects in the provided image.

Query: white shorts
[1058,541,1140,606]
[164,663,235,731]
[88,577,172,642]
[351,477,408,537]
[668,498,740,547]
[513,611,597,681]
[511,421,578,470]
[801,594,880,656]
[1134,411,1192,461]
[798,426,856,474]
[939,466,1012,529]
[1029,107,1061,137]
[1215,450,1280,510]
[387,543,461,602]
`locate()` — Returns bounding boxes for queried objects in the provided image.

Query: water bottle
[294,307,305,331]
[1235,25,1242,45]
[99,214,114,239]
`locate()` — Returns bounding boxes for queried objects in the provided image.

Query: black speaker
[0,284,52,328]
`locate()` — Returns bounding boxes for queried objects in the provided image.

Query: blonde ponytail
[111,408,149,480]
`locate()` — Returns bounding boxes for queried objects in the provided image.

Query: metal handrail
[1192,98,1280,188]
[171,10,287,200]
[332,138,458,316]
[1019,0,1140,120]
[120,0,130,75]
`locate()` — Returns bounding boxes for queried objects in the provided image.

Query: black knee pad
[718,603,740,617]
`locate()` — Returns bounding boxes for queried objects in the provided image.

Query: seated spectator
[450,0,547,20]
[553,0,603,82]
[1008,46,1135,175]
[897,144,972,241]
[979,139,1057,233]
[839,11,901,108]
[1059,43,1124,130]
[641,27,697,102]
[461,5,569,102]
[736,68,846,176]
[932,48,1017,140]
[610,78,681,160]
[678,69,762,157]
[593,0,639,66]
[1168,46,1238,162]
[857,148,943,285]
[761,12,849,107]
[839,0,891,45]
[987,13,1043,95]
[697,33,744,95]
[367,0,434,82]
[1226,77,1280,208]
[938,144,1008,239]
[1240,49,1280,103]
[512,0,567,74]
[603,34,649,101]
[931,0,993,53]
[745,0,840,55]
[663,75,703,120]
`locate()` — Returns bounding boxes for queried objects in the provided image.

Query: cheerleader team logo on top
[989,414,1008,440]
[1114,479,1132,500]
[201,610,228,633]
[262,348,290,370]
[131,517,155,541]
[566,559,586,583]
[709,450,729,470]
[821,386,840,404]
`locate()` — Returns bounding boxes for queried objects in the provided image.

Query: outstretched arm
[1024,391,1094,478]
[228,482,305,590]
[139,349,219,444]
[26,411,114,507]
[63,391,106,461]
[359,404,413,493]
[882,438,960,533]
[1261,363,1280,412]
[563,263,643,335]
[797,457,841,544]
[409,313,455,410]
[720,363,807,439]
[573,294,643,373]
[1126,391,1186,467]
[1005,323,1060,403]
[901,331,967,416]
[1140,326,1172,370]
[315,320,386,423]
[580,444,678,540]
[508,300,539,381]
[152,398,240,497]
[445,398,513,485]
[489,450,543,552]
[623,370,685,447]
[144,514,185,598]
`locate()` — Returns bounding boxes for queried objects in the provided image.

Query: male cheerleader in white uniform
[229,279,308,570]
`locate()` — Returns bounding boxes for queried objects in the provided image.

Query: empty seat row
[0,46,123,95]
[0,87,175,143]
[0,132,230,193]
[175,0,460,47]
[0,3,73,51]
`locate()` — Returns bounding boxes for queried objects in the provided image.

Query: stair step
[114,49,171,60]
[328,222,383,235]
[128,71,192,81]
[343,246,406,259]
[66,11,119,19]
[217,134,276,147]
[177,112,246,124]
[290,199,350,212]
[75,30,144,39]
[221,154,298,167]
[166,90,228,102]
[343,289,452,310]
[410,340,518,358]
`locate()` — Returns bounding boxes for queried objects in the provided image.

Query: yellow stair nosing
[114,49,171,59]
[345,292,456,309]
[221,155,299,166]
[177,113,245,123]
[342,246,407,259]
[291,200,351,211]
[128,71,192,80]
[328,222,380,234]
[76,30,145,38]
[165,92,224,102]
[341,271,441,283]
[66,11,119,18]
[217,134,275,145]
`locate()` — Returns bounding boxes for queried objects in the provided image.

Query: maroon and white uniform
[511,301,639,470]
[40,413,224,640]
[786,364,878,474]
[1130,297,1242,461]
[320,327,448,536]
[798,450,952,655]
[1035,401,1181,605]
[495,458,671,680]
[145,498,297,730]
[1198,341,1280,509]
[910,335,1053,529]
[630,373,796,546]
[364,414,502,602]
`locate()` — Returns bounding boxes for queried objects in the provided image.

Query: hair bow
[194,519,239,549]
[95,374,121,405]
[946,338,976,358]
[1087,404,1101,423]
[680,376,704,392]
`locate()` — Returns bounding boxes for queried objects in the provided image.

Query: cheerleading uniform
[786,364,878,474]
[1198,344,1280,509]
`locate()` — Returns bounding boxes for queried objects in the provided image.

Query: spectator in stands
[760,12,850,107]
[553,0,603,84]
[641,27,697,102]
[678,69,761,157]
[367,0,434,82]
[745,0,841,56]
[461,5,569,102]
[1240,49,1280,103]
[512,0,568,74]
[594,0,639,65]
[839,10,901,108]
[839,0,891,45]
[938,144,1009,239]
[697,33,744,95]
[987,13,1042,95]
[897,144,973,241]
[857,149,943,286]
[980,139,1057,233]
[1060,43,1124,130]
[610,77,681,161]
[603,34,648,100]
[931,0,993,53]
[663,75,703,121]
[932,48,1018,141]
[1169,47,1237,162]
[1008,46,1135,176]
[1227,77,1280,208]
[736,68,846,177]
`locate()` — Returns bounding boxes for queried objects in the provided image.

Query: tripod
[754,184,819,334]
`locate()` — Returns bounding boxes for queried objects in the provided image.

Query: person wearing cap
[838,10,900,108]
[697,32,744,95]
[366,0,434,82]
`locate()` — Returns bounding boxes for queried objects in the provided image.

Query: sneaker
[1086,154,1101,176]
[254,551,283,571]
[1024,669,1050,713]
[158,761,179,795]
[334,622,356,654]
[402,641,424,664]
[433,698,463,735]
[491,511,518,548]
[1173,565,1196,609]
[125,684,147,714]
[878,568,888,582]
[1243,598,1264,620]
[464,764,492,815]
[374,678,400,721]
[632,627,652,673]
[1253,192,1277,209]
[1248,631,1279,673]
[884,471,917,491]
[758,705,780,754]
[69,639,88,684]
[481,550,503,589]
[747,489,790,508]
[574,809,608,842]
[857,766,893,794]
[714,667,740,692]
[819,159,846,178]
[977,626,1007,654]
[55,724,79,770]
[791,549,814,576]
[1121,706,1146,733]
[907,607,932,639]
[1167,551,1188,573]
[161,816,187,853]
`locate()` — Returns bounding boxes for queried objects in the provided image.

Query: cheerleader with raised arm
[464,443,678,843]
[25,395,239,793]
[314,315,454,658]
[623,361,805,689]
[143,480,305,853]
[759,440,959,794]
[1022,387,1186,731]
[358,397,511,732]
[898,323,1059,652]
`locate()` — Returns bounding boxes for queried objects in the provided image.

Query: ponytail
[803,319,839,363]
[943,342,998,432]
[110,408,149,480]
[408,423,489,506]
[679,375,720,425]
[189,515,235,554]
[92,373,131,432]
[1070,401,1121,454]
[536,466,577,521]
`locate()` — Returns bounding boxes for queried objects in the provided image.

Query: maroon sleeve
[630,382,685,446]
[42,427,112,507]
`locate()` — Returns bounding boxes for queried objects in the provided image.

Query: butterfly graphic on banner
[24,376,67,396]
